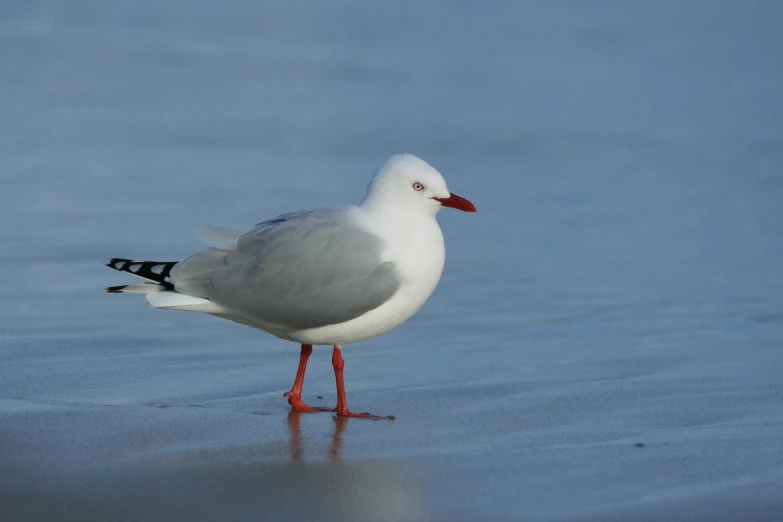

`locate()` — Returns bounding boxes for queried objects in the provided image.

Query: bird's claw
[288,396,332,413]
[334,409,386,420]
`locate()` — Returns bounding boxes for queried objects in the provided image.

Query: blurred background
[1,1,782,521]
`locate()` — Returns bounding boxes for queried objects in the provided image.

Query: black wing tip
[103,258,179,284]
[105,258,131,269]
[104,285,128,293]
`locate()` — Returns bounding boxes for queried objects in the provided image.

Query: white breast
[289,209,446,346]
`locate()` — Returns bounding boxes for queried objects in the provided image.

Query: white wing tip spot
[128,263,142,273]
[150,264,165,275]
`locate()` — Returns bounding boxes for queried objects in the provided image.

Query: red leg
[331,346,382,419]
[284,344,329,413]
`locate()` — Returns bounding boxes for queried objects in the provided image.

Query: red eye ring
[413,182,425,191]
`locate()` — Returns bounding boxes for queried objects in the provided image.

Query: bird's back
[169,207,402,336]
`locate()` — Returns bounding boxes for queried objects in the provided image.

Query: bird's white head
[360,154,476,217]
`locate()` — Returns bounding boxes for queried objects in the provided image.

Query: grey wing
[170,209,401,330]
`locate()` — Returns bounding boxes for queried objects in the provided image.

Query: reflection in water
[287,412,350,461]
[5,414,429,522]
[288,411,305,461]
[330,415,348,461]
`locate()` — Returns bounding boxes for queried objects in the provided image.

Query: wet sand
[2,1,783,520]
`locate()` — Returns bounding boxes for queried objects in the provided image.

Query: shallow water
[2,2,782,521]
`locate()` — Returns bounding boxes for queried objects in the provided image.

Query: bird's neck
[358,200,445,263]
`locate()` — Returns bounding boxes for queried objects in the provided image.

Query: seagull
[104,154,476,418]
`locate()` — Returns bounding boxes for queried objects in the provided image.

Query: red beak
[433,193,477,212]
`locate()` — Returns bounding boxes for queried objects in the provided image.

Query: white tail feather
[146,291,224,313]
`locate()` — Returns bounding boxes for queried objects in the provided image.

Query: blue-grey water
[2,2,782,521]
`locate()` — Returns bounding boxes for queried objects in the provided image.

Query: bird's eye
[412,182,425,191]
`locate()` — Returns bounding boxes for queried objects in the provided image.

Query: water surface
[1,2,782,521]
